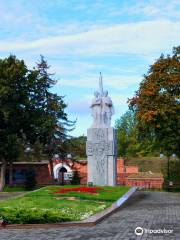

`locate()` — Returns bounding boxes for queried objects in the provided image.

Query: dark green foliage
[0,55,74,190]
[115,111,137,156]
[71,171,81,185]
[3,186,26,192]
[66,135,87,158]
[115,110,158,157]
[0,56,28,161]
[25,167,37,190]
[169,160,180,182]
[32,139,43,161]
[162,159,180,183]
[1,208,70,224]
[163,158,180,192]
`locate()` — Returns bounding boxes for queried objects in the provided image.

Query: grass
[3,186,27,192]
[0,185,130,224]
[125,156,164,172]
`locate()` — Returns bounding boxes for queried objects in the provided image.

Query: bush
[0,208,71,224]
[25,166,37,190]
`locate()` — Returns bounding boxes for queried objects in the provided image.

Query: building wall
[126,178,164,189]
[71,159,163,189]
[3,158,164,189]
[35,165,52,184]
[71,159,139,185]
[125,166,139,174]
[71,158,140,186]
[116,159,139,185]
[73,161,87,184]
[4,163,52,186]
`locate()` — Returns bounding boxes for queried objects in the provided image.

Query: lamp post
[24,144,32,161]
[53,154,59,159]
[167,156,170,191]
[160,153,169,190]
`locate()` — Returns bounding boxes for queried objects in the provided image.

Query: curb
[0,187,137,229]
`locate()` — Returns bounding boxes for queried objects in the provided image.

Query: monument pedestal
[86,127,117,186]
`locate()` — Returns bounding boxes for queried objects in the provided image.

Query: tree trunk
[9,162,13,187]
[0,160,6,192]
[49,158,54,181]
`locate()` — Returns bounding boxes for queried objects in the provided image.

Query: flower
[53,187,104,195]
[0,216,8,228]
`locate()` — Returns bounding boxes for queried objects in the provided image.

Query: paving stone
[0,191,179,239]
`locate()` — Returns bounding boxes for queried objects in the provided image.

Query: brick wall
[125,166,139,174]
[126,178,164,189]
[116,159,139,185]
[72,159,139,185]
[4,159,164,189]
[73,161,87,185]
[35,165,52,185]
[4,163,52,186]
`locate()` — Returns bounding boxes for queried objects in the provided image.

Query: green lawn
[3,186,27,192]
[0,185,130,224]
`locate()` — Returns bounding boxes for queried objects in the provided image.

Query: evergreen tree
[0,55,74,191]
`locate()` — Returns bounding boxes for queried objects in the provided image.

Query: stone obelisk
[86,73,117,186]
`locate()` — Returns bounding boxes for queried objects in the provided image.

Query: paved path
[0,191,180,240]
[0,192,25,200]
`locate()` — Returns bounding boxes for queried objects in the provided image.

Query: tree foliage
[0,55,74,190]
[128,46,180,157]
[66,135,87,159]
[115,111,158,157]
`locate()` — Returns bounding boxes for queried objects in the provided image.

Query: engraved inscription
[95,129,105,141]
[86,142,93,155]
[86,141,114,156]
[92,128,108,141]
[95,154,106,177]
[108,141,114,155]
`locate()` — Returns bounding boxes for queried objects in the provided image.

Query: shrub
[71,171,81,185]
[0,208,71,224]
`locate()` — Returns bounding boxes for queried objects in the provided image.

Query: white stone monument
[86,73,117,186]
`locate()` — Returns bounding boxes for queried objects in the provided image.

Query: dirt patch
[54,196,77,201]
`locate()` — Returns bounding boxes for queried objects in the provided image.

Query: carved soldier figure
[101,90,115,127]
[90,91,101,128]
[90,73,114,128]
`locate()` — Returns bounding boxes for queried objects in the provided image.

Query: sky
[0,0,179,136]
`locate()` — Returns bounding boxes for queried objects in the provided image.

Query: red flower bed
[54,187,104,195]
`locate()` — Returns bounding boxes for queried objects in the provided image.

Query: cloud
[0,20,179,58]
[108,0,180,19]
[58,75,141,90]
[50,61,102,77]
[124,0,180,19]
[66,92,132,116]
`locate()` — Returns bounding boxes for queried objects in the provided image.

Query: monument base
[86,127,117,186]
